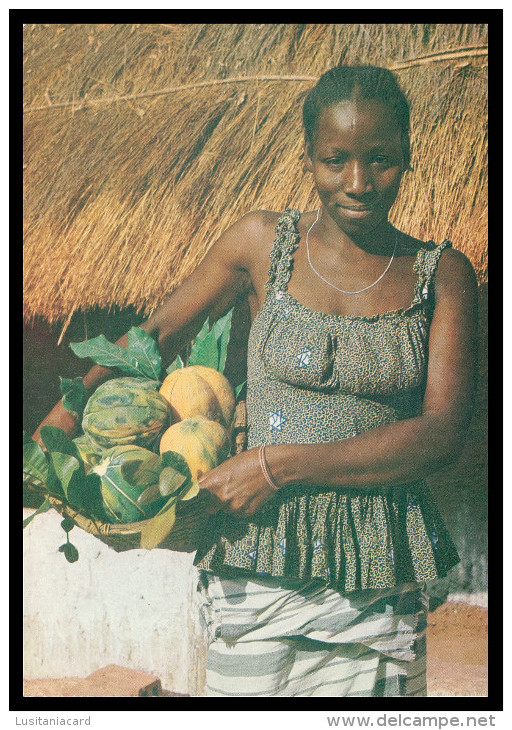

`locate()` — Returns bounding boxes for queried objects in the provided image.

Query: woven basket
[47,400,248,553]
[48,491,210,553]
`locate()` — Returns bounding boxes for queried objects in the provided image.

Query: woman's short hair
[302,65,411,169]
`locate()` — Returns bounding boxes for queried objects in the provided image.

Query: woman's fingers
[197,450,277,517]
[198,482,223,515]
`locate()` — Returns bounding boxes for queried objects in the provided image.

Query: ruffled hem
[193,482,460,593]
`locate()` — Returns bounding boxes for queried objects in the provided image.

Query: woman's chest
[249,296,429,397]
[283,246,420,319]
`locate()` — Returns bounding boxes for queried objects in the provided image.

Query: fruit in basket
[73,435,103,470]
[82,377,170,450]
[91,445,168,523]
[159,365,235,428]
[159,415,231,480]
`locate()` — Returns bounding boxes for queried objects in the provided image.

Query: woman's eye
[372,155,390,165]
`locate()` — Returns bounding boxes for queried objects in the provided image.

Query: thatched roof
[23,23,488,325]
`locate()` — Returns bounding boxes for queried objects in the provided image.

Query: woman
[34,66,478,697]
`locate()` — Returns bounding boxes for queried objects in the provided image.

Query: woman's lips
[337,203,375,216]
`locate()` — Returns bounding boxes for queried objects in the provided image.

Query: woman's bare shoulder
[234,209,283,236]
[397,231,476,282]
[216,209,284,267]
[435,246,478,297]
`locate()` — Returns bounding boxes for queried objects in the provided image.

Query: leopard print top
[194,209,460,592]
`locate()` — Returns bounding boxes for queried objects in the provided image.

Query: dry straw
[23,23,488,325]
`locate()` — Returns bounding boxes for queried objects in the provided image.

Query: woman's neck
[315,208,397,258]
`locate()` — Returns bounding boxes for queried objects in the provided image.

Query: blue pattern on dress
[297,349,312,368]
[269,410,287,431]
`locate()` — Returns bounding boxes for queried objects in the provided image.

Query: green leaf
[59,542,80,563]
[61,517,75,533]
[166,354,184,375]
[188,322,219,369]
[23,440,49,490]
[83,472,107,520]
[22,496,52,528]
[126,453,163,487]
[66,544,79,563]
[119,457,148,485]
[127,327,162,381]
[160,449,192,484]
[40,426,80,457]
[60,377,88,419]
[213,308,233,373]
[48,452,82,503]
[39,426,88,510]
[44,461,66,498]
[179,480,200,502]
[139,498,177,550]
[185,308,234,372]
[158,450,193,499]
[136,483,162,507]
[158,466,188,497]
[190,315,211,352]
[211,308,232,340]
[70,334,144,377]
[235,380,247,400]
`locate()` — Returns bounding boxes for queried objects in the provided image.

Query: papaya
[82,377,170,450]
[159,415,231,480]
[91,445,167,523]
[159,365,235,428]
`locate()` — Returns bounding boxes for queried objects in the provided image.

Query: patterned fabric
[194,209,460,592]
[197,571,428,697]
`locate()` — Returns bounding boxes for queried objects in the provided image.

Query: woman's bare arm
[32,212,266,444]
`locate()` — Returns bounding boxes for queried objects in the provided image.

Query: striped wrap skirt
[197,571,428,697]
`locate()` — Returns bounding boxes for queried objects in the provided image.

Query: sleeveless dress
[194,209,460,592]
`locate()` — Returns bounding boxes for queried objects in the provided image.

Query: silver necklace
[305,208,398,295]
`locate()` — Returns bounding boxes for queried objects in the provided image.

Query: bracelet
[258,444,281,491]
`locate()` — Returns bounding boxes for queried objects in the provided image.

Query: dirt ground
[427,601,487,697]
[23,601,487,698]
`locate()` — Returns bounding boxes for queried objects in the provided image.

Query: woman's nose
[343,160,373,196]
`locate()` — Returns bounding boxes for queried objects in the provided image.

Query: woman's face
[305,99,405,237]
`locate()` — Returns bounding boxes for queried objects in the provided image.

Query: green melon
[82,377,170,450]
[91,445,168,523]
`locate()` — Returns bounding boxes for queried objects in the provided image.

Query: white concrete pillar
[23,508,207,696]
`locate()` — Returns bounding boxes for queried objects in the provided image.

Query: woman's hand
[198,448,278,517]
